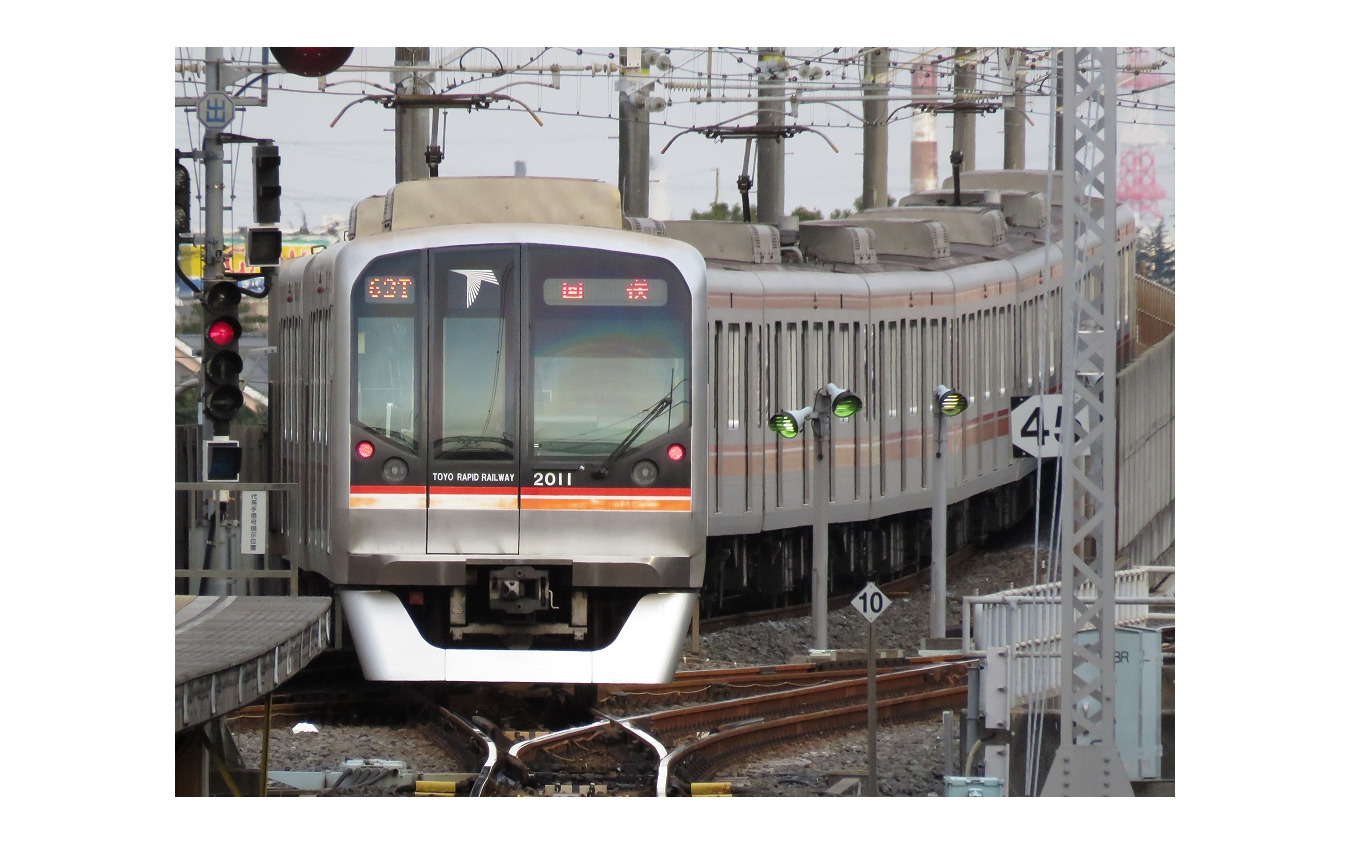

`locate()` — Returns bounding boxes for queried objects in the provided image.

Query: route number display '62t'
[1008,395,1091,459]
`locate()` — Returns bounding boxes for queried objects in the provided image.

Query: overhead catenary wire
[177,47,1173,137]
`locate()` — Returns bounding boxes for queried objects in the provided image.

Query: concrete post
[394,47,431,184]
[861,48,890,210]
[618,48,650,217]
[756,48,785,226]
[1003,48,1026,170]
[953,49,977,173]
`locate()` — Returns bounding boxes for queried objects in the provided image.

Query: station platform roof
[175,595,332,733]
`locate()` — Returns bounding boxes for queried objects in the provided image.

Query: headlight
[631,459,659,486]
[382,457,409,483]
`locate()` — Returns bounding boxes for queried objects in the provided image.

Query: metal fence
[961,566,1174,724]
[1135,275,1174,352]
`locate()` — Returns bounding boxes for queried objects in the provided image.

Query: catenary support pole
[1003,48,1026,170]
[1046,46,1133,797]
[756,47,785,227]
[861,48,890,210]
[618,48,651,217]
[953,49,977,173]
[394,47,431,183]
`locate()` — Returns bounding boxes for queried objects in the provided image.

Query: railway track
[507,659,973,796]
[224,660,971,796]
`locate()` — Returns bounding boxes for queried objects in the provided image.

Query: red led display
[543,277,667,306]
[366,277,414,301]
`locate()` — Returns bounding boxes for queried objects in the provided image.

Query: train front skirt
[339,589,697,683]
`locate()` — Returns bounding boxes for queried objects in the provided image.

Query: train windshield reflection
[532,318,688,458]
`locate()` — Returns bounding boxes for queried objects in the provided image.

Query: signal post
[181,48,344,594]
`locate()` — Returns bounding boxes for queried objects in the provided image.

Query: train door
[426,246,522,554]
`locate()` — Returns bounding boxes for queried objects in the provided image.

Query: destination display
[543,277,667,307]
[365,276,415,302]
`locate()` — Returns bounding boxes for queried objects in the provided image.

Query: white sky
[173,46,1176,236]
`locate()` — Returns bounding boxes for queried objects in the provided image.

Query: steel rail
[509,660,971,796]
[634,661,972,741]
[430,705,499,797]
[658,685,968,795]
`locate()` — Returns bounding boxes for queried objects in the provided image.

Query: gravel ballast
[229,535,1052,796]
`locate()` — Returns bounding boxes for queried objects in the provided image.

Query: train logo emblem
[453,269,500,308]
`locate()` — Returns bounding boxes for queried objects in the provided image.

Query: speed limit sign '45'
[851,582,892,624]
[1009,395,1091,459]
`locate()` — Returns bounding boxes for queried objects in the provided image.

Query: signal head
[203,384,244,422]
[203,281,241,316]
[270,48,353,78]
[824,383,862,418]
[768,406,814,439]
[935,385,968,417]
[206,316,241,348]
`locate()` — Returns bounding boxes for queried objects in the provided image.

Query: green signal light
[832,393,862,418]
[769,413,802,438]
[937,387,968,417]
[825,382,862,418]
[769,406,813,439]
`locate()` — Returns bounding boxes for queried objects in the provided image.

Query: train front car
[277,180,707,685]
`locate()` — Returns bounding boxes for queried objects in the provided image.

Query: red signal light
[207,318,238,347]
[667,443,686,462]
[270,47,353,78]
[355,441,375,459]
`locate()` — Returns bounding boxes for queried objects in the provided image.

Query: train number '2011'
[533,471,574,487]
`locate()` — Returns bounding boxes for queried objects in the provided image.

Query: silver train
[269,171,1135,685]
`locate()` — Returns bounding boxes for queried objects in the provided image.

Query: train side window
[727,322,741,430]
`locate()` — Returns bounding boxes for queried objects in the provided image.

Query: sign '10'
[851,582,892,623]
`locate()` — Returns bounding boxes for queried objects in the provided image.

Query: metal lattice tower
[1047,47,1134,797]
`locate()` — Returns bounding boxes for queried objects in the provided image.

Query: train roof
[344,171,1130,277]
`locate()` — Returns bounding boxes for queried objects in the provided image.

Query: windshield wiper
[591,396,672,480]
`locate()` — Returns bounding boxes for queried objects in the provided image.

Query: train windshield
[352,250,421,450]
[529,247,690,460]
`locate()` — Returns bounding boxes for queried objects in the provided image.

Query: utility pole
[198,48,235,595]
[952,49,977,173]
[394,47,431,183]
[618,47,651,217]
[755,48,786,227]
[1047,46,1133,797]
[861,48,890,210]
[202,49,226,345]
[1054,49,1067,171]
[1002,48,1026,170]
